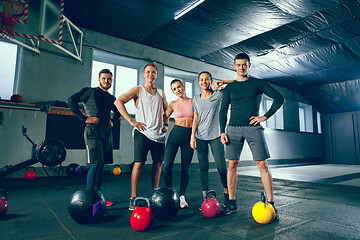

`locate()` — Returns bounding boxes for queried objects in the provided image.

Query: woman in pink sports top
[163,79,194,209]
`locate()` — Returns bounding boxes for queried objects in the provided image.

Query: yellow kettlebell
[252,192,275,224]
[113,164,121,175]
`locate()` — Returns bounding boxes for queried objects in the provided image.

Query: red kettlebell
[130,197,152,232]
[25,167,36,180]
[0,189,8,216]
[201,190,221,218]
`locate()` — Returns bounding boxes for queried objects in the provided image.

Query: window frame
[317,111,322,134]
[298,102,313,133]
[261,95,284,130]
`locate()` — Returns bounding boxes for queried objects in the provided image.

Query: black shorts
[133,130,165,163]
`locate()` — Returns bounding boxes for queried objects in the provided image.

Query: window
[92,50,145,115]
[0,41,18,100]
[317,111,322,134]
[164,76,178,104]
[115,66,138,115]
[261,96,284,129]
[299,107,305,132]
[185,81,192,98]
[299,102,313,133]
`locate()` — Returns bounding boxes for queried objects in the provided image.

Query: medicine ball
[66,163,81,177]
[10,94,22,103]
[148,187,180,221]
[68,189,106,223]
[0,189,8,216]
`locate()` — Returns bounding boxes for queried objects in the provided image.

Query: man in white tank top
[114,63,169,210]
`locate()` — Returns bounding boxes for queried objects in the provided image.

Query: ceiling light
[174,0,205,20]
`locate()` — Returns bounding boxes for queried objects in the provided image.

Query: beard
[100,82,111,90]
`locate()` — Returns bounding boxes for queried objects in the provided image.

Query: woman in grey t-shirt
[190,71,229,207]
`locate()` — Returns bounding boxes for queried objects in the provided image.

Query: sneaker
[223,200,237,215]
[179,195,189,208]
[106,200,113,207]
[129,197,135,211]
[223,193,229,208]
[272,205,279,220]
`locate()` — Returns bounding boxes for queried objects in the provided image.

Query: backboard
[13,0,63,44]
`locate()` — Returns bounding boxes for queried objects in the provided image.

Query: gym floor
[1,163,360,240]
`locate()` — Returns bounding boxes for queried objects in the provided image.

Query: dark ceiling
[64,0,360,114]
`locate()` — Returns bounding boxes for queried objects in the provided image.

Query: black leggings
[87,162,104,191]
[163,125,194,196]
[196,137,227,191]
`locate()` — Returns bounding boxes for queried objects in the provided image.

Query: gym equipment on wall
[0,125,66,189]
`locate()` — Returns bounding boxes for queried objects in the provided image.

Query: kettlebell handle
[0,189,8,197]
[114,164,120,168]
[205,190,217,199]
[261,191,267,203]
[133,197,151,208]
[26,167,35,171]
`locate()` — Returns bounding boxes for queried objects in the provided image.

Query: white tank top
[134,85,166,143]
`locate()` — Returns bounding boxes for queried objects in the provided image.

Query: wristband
[164,123,168,126]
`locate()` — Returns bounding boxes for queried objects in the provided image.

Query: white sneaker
[179,195,189,208]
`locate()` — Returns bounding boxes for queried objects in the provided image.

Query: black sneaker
[223,200,237,215]
[129,197,135,211]
[273,206,279,220]
[222,193,229,208]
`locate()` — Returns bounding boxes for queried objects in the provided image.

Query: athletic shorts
[225,125,270,161]
[84,124,113,164]
[133,129,165,163]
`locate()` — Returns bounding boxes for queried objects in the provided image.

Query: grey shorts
[84,124,113,164]
[225,125,270,161]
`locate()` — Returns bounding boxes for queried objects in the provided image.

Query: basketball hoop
[0,0,24,39]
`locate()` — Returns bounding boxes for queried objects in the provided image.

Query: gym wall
[323,111,360,164]
[0,28,323,174]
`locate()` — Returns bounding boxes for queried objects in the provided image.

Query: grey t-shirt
[192,90,223,140]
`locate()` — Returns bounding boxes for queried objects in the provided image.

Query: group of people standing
[68,53,284,218]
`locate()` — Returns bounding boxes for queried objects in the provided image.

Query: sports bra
[174,98,194,120]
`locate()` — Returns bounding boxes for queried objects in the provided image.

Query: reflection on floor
[236,163,360,187]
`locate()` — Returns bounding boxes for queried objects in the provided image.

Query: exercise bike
[0,126,67,190]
